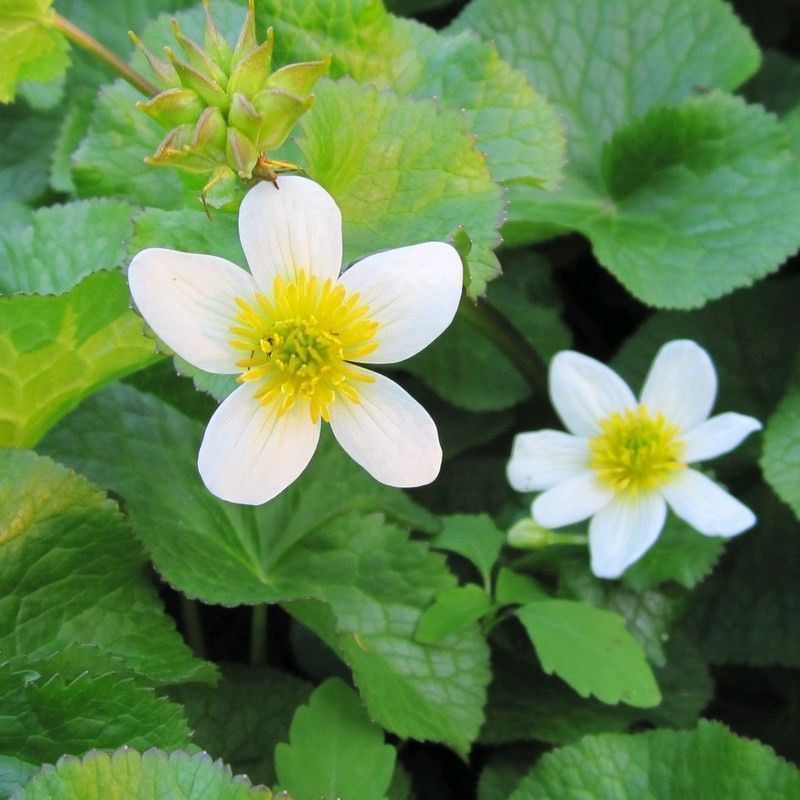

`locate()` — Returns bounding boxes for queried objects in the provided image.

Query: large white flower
[128,176,462,504]
[507,340,761,579]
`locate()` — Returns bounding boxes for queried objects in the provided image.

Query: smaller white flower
[506,341,761,579]
[128,176,462,505]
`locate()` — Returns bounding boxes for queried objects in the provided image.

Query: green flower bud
[252,87,313,152]
[228,31,274,98]
[267,58,331,97]
[226,127,259,179]
[506,518,588,549]
[171,19,228,89]
[132,0,329,208]
[137,87,204,129]
[228,92,261,144]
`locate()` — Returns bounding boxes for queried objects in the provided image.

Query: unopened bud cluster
[132,0,328,206]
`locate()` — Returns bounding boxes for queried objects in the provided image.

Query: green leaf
[288,579,489,758]
[41,383,436,606]
[685,486,800,667]
[452,0,800,309]
[761,359,800,520]
[0,270,159,447]
[558,557,683,666]
[0,0,69,104]
[0,755,36,800]
[278,516,492,756]
[416,584,493,644]
[508,721,800,800]
[454,0,759,183]
[170,664,312,786]
[297,78,504,297]
[432,514,505,587]
[0,449,215,685]
[0,199,132,294]
[0,103,62,203]
[0,650,190,765]
[276,678,396,800]
[590,94,800,308]
[256,0,564,188]
[129,206,245,267]
[516,600,661,708]
[494,569,548,606]
[622,515,725,590]
[50,97,92,194]
[17,750,273,800]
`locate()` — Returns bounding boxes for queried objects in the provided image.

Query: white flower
[506,340,761,579]
[128,176,462,505]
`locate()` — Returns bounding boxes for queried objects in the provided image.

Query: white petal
[507,430,590,492]
[532,472,614,528]
[337,242,462,363]
[238,176,343,290]
[662,469,756,536]
[198,384,320,505]
[640,340,717,430]
[329,367,441,487]
[588,493,667,579]
[682,412,762,463]
[549,351,636,436]
[128,248,257,373]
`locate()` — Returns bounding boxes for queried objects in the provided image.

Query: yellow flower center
[229,269,379,424]
[589,405,685,494]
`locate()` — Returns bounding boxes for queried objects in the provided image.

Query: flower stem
[458,294,548,393]
[179,595,207,658]
[250,604,269,664]
[51,13,158,97]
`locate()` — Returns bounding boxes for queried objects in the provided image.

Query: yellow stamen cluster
[590,405,685,495]
[230,270,379,423]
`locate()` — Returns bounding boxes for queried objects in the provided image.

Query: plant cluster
[1,0,800,799]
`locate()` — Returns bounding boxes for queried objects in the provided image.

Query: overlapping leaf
[517,600,661,708]
[0,270,159,447]
[0,649,190,766]
[170,665,312,786]
[296,77,504,295]
[275,678,396,800]
[509,722,800,800]
[43,385,489,753]
[0,449,214,684]
[17,750,272,800]
[0,199,132,294]
[42,384,436,605]
[253,0,565,189]
[453,0,800,308]
[0,0,69,103]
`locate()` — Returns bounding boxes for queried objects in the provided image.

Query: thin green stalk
[179,595,207,658]
[250,604,269,664]
[458,293,548,394]
[52,13,158,97]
